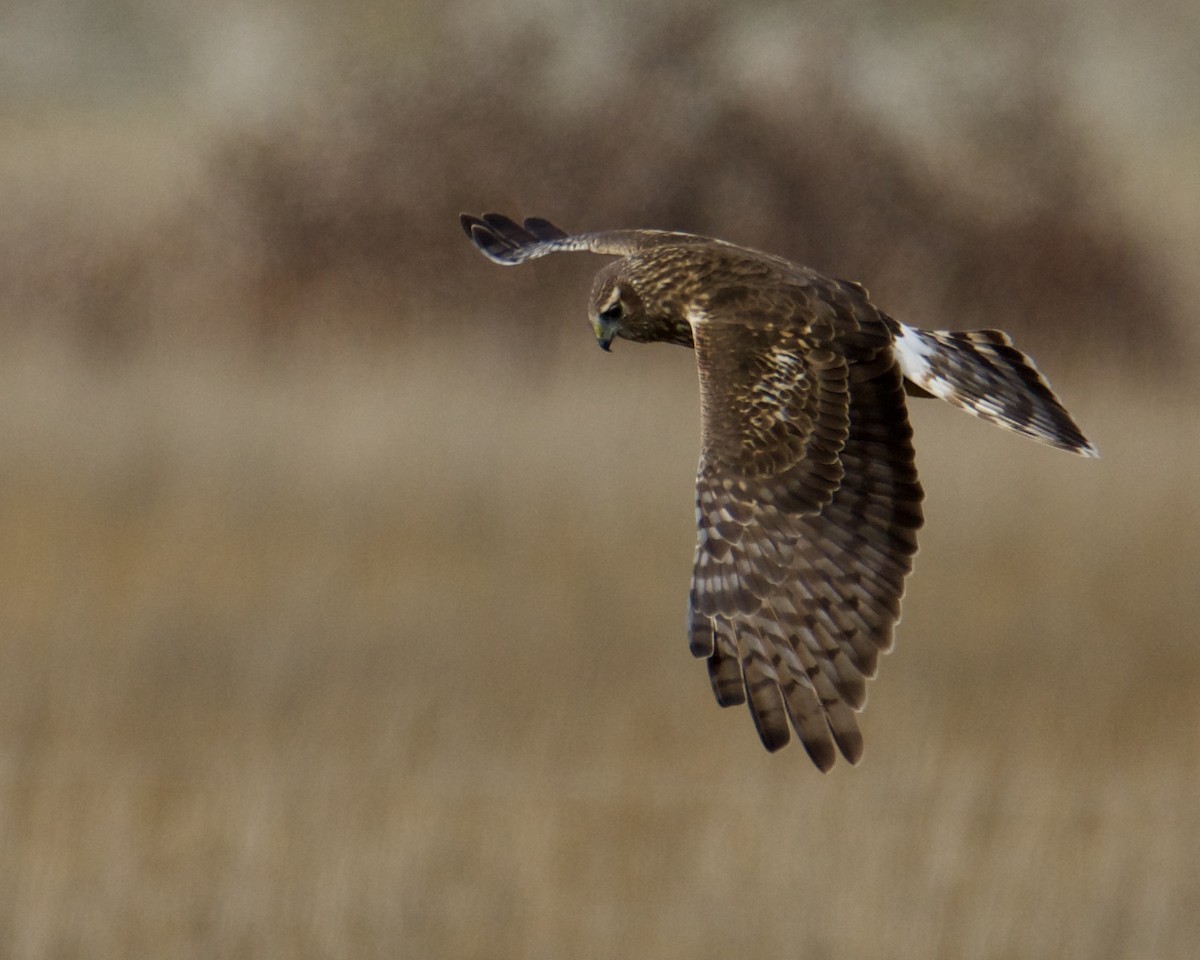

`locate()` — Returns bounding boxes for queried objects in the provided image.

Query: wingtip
[801,737,838,773]
[458,212,482,237]
[480,212,521,233]
[460,212,518,264]
[461,211,571,265]
[833,729,864,767]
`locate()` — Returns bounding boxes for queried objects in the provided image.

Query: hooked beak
[593,316,619,352]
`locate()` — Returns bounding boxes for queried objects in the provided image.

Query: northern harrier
[461,213,1097,770]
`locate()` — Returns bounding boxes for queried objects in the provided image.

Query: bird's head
[588,265,643,351]
[587,261,694,350]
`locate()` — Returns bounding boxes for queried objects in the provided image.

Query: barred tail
[893,323,1099,457]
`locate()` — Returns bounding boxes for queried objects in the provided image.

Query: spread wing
[688,284,925,770]
[460,212,699,263]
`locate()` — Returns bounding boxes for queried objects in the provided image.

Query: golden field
[4,1,1200,955]
[0,330,1196,959]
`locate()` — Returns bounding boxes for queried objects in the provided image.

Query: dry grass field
[4,2,1199,956]
[0,330,1196,959]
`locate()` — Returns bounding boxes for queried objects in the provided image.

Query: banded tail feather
[893,323,1099,457]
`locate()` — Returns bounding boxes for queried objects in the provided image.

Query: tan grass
[0,333,1196,958]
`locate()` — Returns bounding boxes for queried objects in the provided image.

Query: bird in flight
[461,212,1097,771]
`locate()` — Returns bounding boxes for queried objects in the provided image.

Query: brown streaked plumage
[461,212,1097,770]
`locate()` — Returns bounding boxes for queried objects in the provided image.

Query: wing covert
[688,311,852,620]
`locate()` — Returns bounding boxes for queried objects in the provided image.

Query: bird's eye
[600,299,624,321]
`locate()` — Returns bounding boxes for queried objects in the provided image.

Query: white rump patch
[893,323,934,385]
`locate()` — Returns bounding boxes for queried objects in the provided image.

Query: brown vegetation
[2,6,1186,364]
[3,1,1199,956]
[1,334,1197,957]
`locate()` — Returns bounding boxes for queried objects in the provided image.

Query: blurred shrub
[208,10,1176,363]
[6,5,1180,366]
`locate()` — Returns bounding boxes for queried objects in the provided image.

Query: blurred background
[2,0,1198,956]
